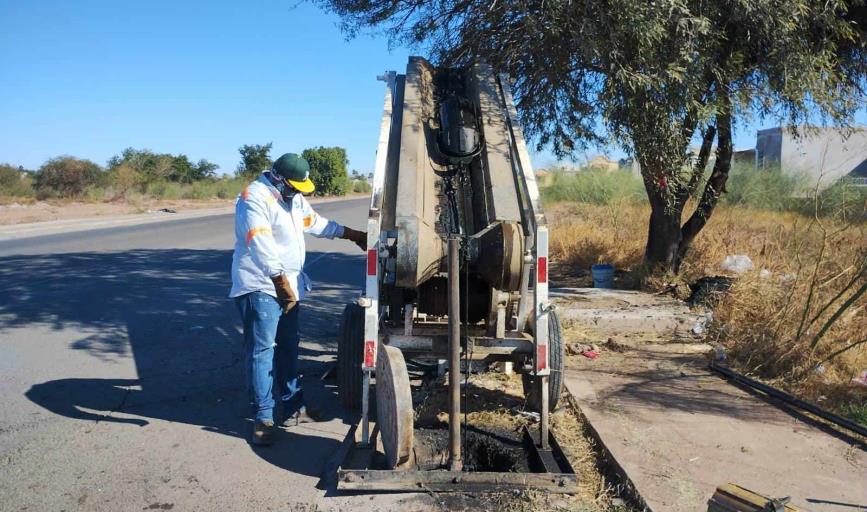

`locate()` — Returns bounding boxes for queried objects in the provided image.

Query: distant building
[534,169,554,187]
[756,126,867,190]
[732,148,755,165]
[586,155,620,172]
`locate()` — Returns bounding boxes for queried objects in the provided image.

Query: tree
[194,159,219,180]
[321,0,866,273]
[33,156,105,199]
[108,148,173,182]
[302,146,350,196]
[107,148,218,184]
[0,164,34,197]
[167,155,218,183]
[237,143,273,178]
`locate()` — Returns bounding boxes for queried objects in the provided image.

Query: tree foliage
[237,143,274,178]
[33,156,105,199]
[107,148,218,184]
[302,146,350,196]
[321,0,866,272]
[0,164,34,197]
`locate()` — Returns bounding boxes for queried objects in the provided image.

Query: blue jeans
[235,292,304,423]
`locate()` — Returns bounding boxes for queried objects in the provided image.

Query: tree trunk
[644,181,684,273]
[676,102,733,271]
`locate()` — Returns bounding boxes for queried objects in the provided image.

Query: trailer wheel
[521,309,564,412]
[338,303,364,410]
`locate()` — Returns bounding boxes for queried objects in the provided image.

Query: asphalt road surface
[0,198,431,511]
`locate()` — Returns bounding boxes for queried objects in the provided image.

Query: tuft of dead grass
[413,371,628,510]
[548,200,867,421]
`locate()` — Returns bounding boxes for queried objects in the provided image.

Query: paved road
[0,198,429,511]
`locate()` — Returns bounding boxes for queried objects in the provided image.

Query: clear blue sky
[1,0,863,174]
[0,0,414,175]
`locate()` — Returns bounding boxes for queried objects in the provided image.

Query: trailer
[335,57,573,492]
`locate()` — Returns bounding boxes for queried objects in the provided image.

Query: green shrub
[215,178,246,199]
[182,181,215,199]
[0,164,34,197]
[540,168,645,205]
[33,156,106,199]
[721,164,803,211]
[842,401,867,424]
[83,186,111,202]
[109,164,146,198]
[352,180,372,194]
[809,180,867,221]
[146,181,183,199]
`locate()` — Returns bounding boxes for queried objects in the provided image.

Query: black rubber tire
[337,303,365,410]
[521,309,565,412]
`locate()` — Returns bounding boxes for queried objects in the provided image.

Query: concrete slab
[552,287,710,344]
[563,346,867,511]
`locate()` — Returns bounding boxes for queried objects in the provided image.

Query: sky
[1,0,864,174]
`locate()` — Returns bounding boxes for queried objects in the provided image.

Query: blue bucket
[591,263,614,289]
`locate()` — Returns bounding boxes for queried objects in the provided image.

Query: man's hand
[271,273,297,314]
[342,226,367,252]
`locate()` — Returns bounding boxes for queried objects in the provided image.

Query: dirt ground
[0,198,234,225]
[563,331,867,511]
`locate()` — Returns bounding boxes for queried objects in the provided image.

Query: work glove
[342,226,367,252]
[271,273,297,314]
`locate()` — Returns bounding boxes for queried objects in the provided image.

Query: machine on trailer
[335,57,572,492]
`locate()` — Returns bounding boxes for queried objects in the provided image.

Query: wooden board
[376,343,414,468]
[708,483,802,511]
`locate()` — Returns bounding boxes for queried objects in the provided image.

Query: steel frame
[336,422,578,493]
[354,69,559,470]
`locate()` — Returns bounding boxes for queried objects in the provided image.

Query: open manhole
[412,425,531,473]
[463,430,520,472]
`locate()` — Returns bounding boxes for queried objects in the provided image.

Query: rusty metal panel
[394,57,446,288]
[380,74,405,231]
[338,469,577,493]
[466,64,522,224]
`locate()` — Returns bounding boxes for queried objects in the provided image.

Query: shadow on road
[0,248,364,478]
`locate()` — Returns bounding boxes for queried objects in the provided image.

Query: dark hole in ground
[413,426,529,473]
[463,430,519,472]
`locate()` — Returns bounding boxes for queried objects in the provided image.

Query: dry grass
[413,371,625,510]
[548,200,867,420]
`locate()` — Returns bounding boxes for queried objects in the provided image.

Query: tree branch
[809,278,867,351]
[812,337,867,372]
[680,125,716,202]
[675,95,733,270]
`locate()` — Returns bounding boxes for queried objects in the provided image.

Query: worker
[229,153,366,446]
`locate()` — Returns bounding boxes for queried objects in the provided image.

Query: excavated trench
[412,425,528,473]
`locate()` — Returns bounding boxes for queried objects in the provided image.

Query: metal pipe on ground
[448,237,463,471]
[709,361,867,439]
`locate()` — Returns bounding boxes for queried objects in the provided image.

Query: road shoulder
[0,196,366,241]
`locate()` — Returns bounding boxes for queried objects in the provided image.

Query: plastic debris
[780,273,797,283]
[713,345,727,362]
[517,410,541,421]
[720,254,754,274]
[581,350,600,359]
[853,370,867,388]
[759,268,772,279]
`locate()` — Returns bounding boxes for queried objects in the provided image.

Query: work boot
[251,420,275,446]
[280,406,322,428]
